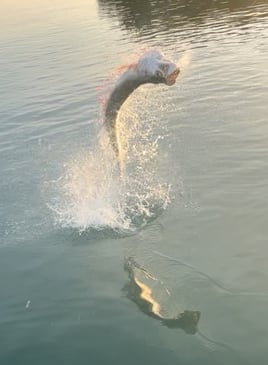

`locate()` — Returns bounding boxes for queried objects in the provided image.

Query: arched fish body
[104,50,180,161]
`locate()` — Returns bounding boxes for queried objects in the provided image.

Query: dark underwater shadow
[121,256,252,364]
[122,256,201,334]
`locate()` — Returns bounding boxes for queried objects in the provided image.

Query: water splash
[178,49,192,72]
[48,77,174,233]
[48,145,130,232]
[47,49,189,232]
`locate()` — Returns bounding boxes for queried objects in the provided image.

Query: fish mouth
[165,67,180,86]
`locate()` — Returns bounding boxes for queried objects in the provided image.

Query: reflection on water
[123,257,201,334]
[98,0,268,34]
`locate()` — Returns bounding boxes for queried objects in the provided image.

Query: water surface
[1,0,268,364]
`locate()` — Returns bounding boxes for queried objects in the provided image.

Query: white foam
[48,142,132,232]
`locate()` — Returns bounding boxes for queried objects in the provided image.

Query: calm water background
[1,0,268,364]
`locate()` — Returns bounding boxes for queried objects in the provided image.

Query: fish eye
[155,70,163,78]
[160,64,169,74]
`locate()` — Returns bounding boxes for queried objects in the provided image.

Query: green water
[1,0,268,364]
